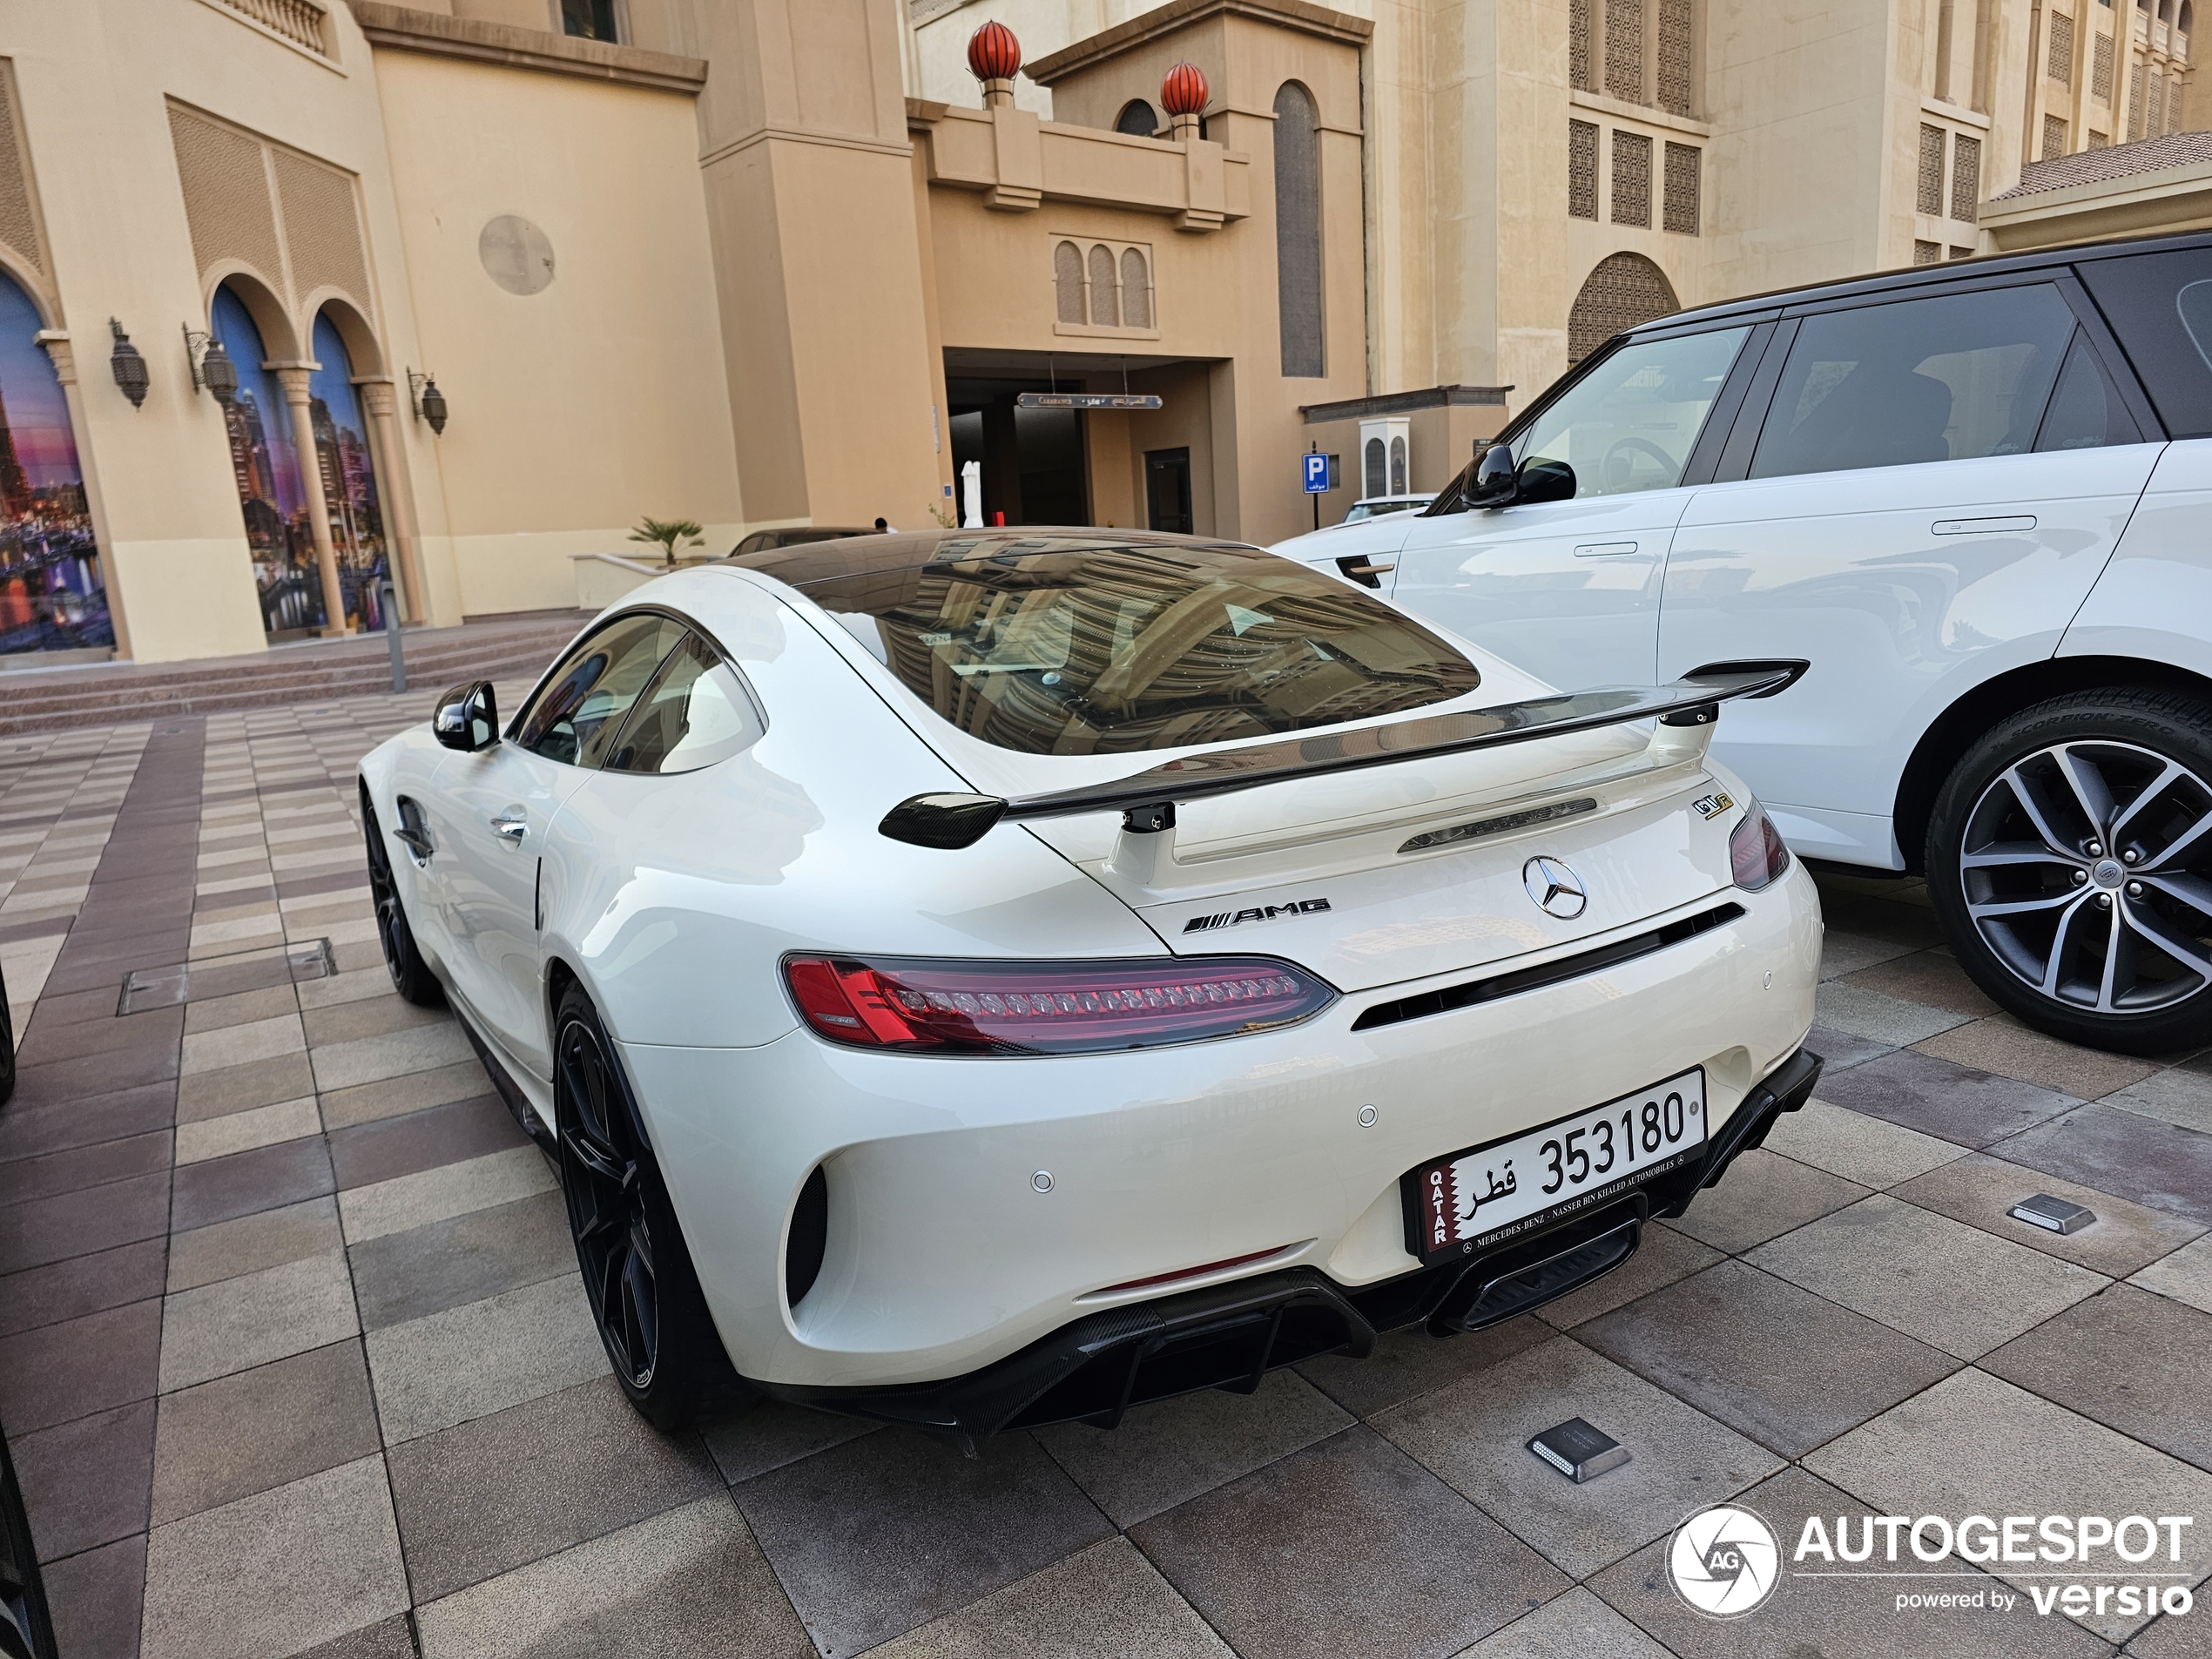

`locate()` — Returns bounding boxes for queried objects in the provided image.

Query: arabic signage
[1013,393,1164,410]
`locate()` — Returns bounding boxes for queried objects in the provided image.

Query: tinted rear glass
[2078,246,2212,437]
[802,539,1481,755]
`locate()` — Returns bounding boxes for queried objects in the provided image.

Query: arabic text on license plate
[1413,1069,1706,1263]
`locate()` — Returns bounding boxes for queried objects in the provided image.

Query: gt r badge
[1691,791,1736,820]
[1184,898,1332,933]
[1523,857,1588,920]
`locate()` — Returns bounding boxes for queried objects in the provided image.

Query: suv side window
[1749,285,2077,480]
[1512,327,1751,497]
[512,612,688,767]
[602,632,765,775]
[2077,246,2212,437]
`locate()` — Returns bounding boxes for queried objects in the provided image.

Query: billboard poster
[0,272,111,654]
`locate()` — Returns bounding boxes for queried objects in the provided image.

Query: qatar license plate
[1407,1069,1707,1264]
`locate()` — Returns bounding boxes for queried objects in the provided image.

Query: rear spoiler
[879,660,1807,851]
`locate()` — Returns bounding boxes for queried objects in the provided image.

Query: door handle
[1573,541,1639,557]
[1932,516,2036,535]
[490,811,528,846]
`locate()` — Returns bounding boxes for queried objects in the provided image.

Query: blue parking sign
[1302,452,1329,493]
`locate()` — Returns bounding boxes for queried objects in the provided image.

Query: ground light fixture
[109,319,149,408]
[2010,1193,2096,1233]
[1528,1418,1631,1482]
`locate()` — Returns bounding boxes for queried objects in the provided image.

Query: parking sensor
[1528,1418,1630,1483]
[2009,1194,2095,1235]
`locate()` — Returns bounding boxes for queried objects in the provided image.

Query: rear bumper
[758,1046,1822,1445]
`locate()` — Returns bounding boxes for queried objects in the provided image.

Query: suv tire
[1927,687,2212,1055]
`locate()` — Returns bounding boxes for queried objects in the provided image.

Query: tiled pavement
[1,707,2209,1658]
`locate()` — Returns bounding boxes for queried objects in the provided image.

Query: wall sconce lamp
[109,320,149,409]
[181,325,238,405]
[408,368,448,436]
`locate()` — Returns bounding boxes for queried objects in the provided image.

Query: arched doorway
[1568,253,1681,365]
[0,271,110,654]
[307,312,389,631]
[212,282,323,637]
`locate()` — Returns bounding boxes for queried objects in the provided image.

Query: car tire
[362,799,445,1009]
[552,981,749,1431]
[0,1429,57,1659]
[1926,686,2212,1055]
[0,961,15,1110]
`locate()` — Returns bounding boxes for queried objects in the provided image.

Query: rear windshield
[801,538,1481,755]
[2078,246,2212,437]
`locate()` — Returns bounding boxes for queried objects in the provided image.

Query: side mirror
[432,680,500,752]
[1466,442,1520,507]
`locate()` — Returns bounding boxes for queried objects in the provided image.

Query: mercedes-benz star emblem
[1523,856,1588,919]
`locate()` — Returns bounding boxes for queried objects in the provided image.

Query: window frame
[1705,270,2163,482]
[504,605,764,773]
[596,627,770,778]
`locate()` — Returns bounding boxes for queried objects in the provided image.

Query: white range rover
[1278,229,2212,1055]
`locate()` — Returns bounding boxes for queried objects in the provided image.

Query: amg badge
[1184,897,1332,933]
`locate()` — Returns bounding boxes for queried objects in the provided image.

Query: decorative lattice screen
[1120,248,1150,328]
[0,64,41,275]
[1053,242,1083,323]
[1914,239,1942,265]
[2094,31,2114,101]
[1087,243,1119,327]
[1568,253,1678,364]
[1612,131,1652,226]
[2050,11,2075,82]
[1951,133,1981,219]
[1606,0,1645,102]
[1658,0,1695,113]
[1917,125,1946,215]
[2134,63,2149,137]
[1569,120,1599,219]
[1663,141,1700,233]
[2044,113,2070,158]
[1572,0,1594,90]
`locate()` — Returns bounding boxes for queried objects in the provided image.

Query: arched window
[1273,81,1325,377]
[1088,244,1119,327]
[2161,0,2175,24]
[308,312,389,631]
[1116,100,1159,137]
[1363,436,1386,497]
[1567,253,1680,364]
[1054,241,1084,324]
[2183,0,2195,31]
[212,283,323,636]
[0,271,110,654]
[1389,435,1408,495]
[1120,247,1151,327]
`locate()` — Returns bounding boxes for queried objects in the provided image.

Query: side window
[1514,327,1751,497]
[513,613,687,767]
[2075,247,2212,436]
[2035,332,2145,452]
[1749,285,2077,481]
[602,632,766,775]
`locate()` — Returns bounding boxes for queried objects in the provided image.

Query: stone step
[0,614,589,737]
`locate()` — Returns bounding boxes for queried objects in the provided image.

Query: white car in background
[1278,230,2212,1055]
[358,529,1819,1440]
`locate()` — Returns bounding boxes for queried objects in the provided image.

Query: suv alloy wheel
[1927,688,2212,1054]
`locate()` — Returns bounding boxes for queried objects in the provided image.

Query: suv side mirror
[1466,442,1520,507]
[432,680,500,752]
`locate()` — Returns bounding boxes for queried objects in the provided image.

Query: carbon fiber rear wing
[879,660,1807,851]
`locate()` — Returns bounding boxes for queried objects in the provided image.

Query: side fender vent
[786,1164,829,1309]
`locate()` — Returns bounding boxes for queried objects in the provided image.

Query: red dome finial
[968,20,1022,83]
[1161,62,1209,118]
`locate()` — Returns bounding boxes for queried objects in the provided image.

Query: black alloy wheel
[361,796,443,1008]
[0,960,14,1109]
[1928,687,2212,1055]
[551,982,745,1430]
[0,1433,55,1659]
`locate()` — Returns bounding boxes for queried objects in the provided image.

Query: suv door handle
[1573,541,1639,557]
[490,811,528,846]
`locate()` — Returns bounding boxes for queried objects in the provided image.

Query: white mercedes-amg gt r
[357,529,1822,1440]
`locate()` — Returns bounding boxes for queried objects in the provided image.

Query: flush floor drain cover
[118,937,337,1015]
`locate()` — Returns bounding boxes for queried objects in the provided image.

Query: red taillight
[1730,799,1791,892]
[782,954,1337,1055]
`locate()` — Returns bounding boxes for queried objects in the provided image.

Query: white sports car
[357,529,1823,1440]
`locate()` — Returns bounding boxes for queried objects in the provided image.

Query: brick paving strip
[0,697,2209,1657]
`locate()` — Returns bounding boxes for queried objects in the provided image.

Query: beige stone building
[0,0,2202,666]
